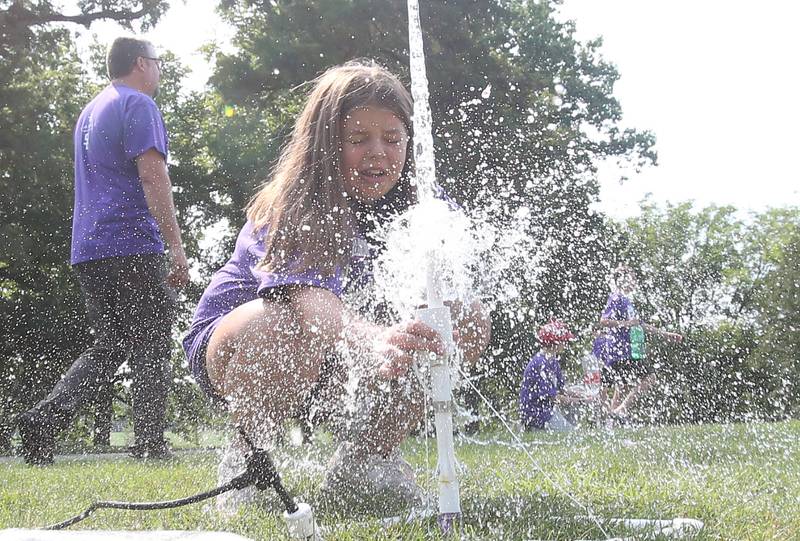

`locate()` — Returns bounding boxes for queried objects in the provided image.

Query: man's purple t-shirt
[519,352,564,429]
[599,292,637,366]
[71,83,168,264]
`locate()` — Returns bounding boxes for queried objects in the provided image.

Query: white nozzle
[425,255,444,308]
[415,305,461,517]
[283,502,321,540]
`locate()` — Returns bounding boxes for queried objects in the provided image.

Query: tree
[1,0,167,55]
[0,27,97,450]
[619,200,748,331]
[750,219,800,419]
[731,208,800,320]
[615,201,800,422]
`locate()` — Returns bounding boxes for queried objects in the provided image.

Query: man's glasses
[142,56,164,71]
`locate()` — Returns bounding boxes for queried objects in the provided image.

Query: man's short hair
[106,37,153,79]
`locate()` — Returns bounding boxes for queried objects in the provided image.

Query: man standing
[17,37,188,464]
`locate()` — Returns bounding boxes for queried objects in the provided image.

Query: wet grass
[1,420,798,540]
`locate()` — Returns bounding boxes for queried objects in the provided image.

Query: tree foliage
[0,26,97,449]
[751,222,800,418]
[617,201,800,422]
[0,0,167,56]
[1,0,798,448]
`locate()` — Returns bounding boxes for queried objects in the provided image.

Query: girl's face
[617,272,637,295]
[341,105,409,204]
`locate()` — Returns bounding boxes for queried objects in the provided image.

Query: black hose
[45,428,298,530]
[45,475,247,530]
[240,446,298,514]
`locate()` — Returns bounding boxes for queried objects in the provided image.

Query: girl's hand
[373,320,447,379]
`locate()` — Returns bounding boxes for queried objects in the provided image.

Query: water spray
[406,0,463,532]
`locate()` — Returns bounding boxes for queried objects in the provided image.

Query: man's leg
[18,258,130,465]
[91,381,114,447]
[125,254,176,457]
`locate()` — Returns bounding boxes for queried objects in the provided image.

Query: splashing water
[379,0,610,538]
[379,0,551,324]
[373,197,549,320]
[406,0,437,204]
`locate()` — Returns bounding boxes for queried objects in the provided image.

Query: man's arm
[137,148,189,289]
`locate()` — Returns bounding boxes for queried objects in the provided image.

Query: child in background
[519,320,597,431]
[182,60,491,514]
[599,264,683,419]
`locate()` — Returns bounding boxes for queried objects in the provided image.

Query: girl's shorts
[184,317,227,405]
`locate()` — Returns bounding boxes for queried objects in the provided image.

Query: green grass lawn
[1,421,798,540]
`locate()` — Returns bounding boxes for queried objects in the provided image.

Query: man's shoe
[17,410,55,466]
[319,441,424,516]
[128,440,172,460]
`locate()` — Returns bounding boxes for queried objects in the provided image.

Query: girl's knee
[289,287,344,347]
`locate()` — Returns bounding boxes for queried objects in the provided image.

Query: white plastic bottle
[581,353,602,396]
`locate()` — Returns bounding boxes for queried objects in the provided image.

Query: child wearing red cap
[519,320,598,430]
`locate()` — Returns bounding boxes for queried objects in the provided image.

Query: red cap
[537,320,576,345]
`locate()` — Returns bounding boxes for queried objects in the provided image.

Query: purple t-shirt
[599,292,637,365]
[182,220,345,364]
[519,352,564,429]
[71,83,168,265]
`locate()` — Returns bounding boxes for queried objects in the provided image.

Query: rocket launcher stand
[414,303,461,533]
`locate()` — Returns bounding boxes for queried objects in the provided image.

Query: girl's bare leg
[350,377,424,458]
[206,287,423,456]
[206,288,343,445]
[609,385,623,411]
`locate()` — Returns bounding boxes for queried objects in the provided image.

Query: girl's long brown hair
[247,59,415,275]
